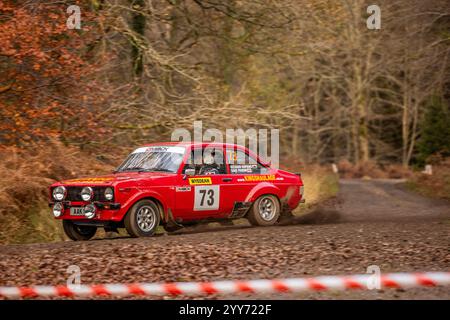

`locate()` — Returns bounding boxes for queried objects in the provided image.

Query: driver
[199,151,220,175]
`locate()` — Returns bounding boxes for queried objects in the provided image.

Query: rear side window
[226,149,268,174]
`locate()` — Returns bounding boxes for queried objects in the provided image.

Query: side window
[226,149,267,174]
[182,147,227,175]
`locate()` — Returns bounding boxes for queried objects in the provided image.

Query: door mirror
[184,168,196,176]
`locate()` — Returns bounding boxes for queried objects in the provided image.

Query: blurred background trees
[0,0,449,166]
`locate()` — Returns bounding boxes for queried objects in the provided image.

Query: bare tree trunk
[130,0,146,76]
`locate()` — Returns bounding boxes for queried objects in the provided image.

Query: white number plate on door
[194,185,219,211]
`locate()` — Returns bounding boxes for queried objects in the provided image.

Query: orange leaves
[0,2,104,148]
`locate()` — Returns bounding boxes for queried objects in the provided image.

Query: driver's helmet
[203,152,215,165]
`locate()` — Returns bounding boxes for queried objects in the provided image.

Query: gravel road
[0,179,449,299]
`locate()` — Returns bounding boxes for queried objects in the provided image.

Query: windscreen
[115,146,185,173]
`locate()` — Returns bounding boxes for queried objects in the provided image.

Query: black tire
[124,200,161,237]
[247,194,280,226]
[62,220,97,241]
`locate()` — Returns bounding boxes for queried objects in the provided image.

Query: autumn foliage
[0,1,104,147]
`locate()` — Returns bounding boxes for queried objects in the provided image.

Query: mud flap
[278,201,294,223]
[164,208,184,232]
[229,201,252,219]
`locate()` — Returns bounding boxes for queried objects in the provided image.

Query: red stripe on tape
[163,283,183,296]
[236,282,254,293]
[91,285,110,295]
[343,278,365,289]
[199,282,218,295]
[415,274,436,287]
[127,284,146,295]
[19,287,38,298]
[55,285,74,297]
[272,281,290,292]
[307,279,327,291]
[381,277,400,289]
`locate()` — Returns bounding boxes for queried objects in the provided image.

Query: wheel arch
[122,196,167,223]
[245,183,282,203]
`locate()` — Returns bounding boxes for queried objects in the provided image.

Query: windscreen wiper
[139,168,173,173]
[116,167,145,172]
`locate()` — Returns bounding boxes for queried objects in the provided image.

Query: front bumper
[49,201,122,221]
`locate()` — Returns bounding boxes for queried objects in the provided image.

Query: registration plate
[70,207,85,216]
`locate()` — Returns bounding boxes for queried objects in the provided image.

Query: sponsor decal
[188,177,212,185]
[132,146,185,154]
[176,186,191,192]
[64,177,114,184]
[243,174,276,182]
[229,164,257,174]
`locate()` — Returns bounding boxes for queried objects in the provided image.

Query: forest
[0,0,449,243]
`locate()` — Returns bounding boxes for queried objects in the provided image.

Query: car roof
[139,142,270,165]
[142,142,247,149]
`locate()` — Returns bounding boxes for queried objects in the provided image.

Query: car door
[218,147,272,218]
[174,146,230,220]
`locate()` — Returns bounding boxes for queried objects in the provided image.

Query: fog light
[84,204,96,219]
[81,187,94,201]
[53,202,63,217]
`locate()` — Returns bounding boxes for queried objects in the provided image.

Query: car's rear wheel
[62,220,97,241]
[247,194,280,226]
[124,200,161,237]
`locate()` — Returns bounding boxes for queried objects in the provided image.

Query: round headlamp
[81,187,94,201]
[53,202,63,217]
[52,186,66,201]
[84,204,96,219]
[104,187,114,201]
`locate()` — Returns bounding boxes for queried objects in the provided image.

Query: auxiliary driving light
[84,204,96,219]
[52,186,66,201]
[81,187,94,201]
[53,202,63,217]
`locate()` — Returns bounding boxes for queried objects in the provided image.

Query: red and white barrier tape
[0,272,449,298]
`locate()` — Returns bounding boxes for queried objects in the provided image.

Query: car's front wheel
[247,194,280,226]
[62,220,97,241]
[124,200,161,237]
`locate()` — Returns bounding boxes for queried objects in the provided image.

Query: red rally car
[49,142,305,240]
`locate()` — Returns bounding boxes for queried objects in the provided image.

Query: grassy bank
[405,160,450,201]
[279,159,340,214]
[298,167,339,212]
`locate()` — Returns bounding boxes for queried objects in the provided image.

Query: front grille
[63,186,109,202]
